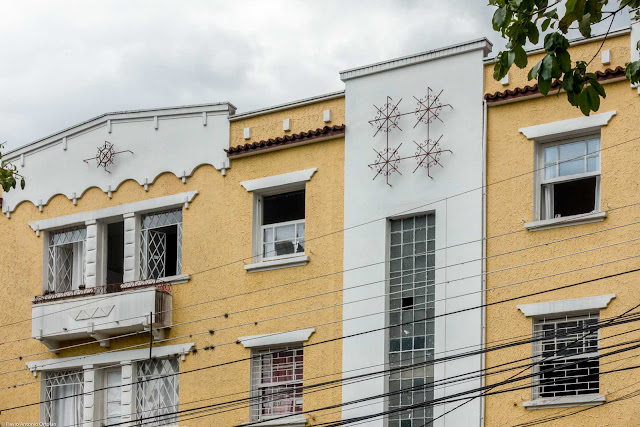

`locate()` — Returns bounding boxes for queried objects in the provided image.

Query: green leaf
[513,45,528,68]
[565,0,578,13]
[577,90,591,115]
[538,77,552,95]
[589,79,606,98]
[541,18,551,32]
[557,49,571,72]
[528,60,542,80]
[540,54,554,80]
[527,22,539,45]
[493,6,508,30]
[587,86,600,112]
[625,60,640,84]
[20,178,25,190]
[579,13,592,37]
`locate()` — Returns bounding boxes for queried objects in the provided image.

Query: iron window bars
[135,358,179,426]
[44,369,84,427]
[388,214,436,427]
[140,209,182,280]
[532,313,600,400]
[250,347,304,421]
[47,227,87,293]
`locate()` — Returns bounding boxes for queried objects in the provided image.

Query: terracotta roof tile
[227,124,345,157]
[484,66,626,103]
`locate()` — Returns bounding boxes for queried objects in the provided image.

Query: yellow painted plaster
[0,96,345,426]
[484,34,640,427]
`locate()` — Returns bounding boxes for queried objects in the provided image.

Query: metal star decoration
[83,141,133,173]
[368,87,453,185]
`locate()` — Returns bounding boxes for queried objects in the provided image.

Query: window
[539,136,600,220]
[44,370,84,427]
[250,347,303,421]
[388,214,436,427]
[103,368,123,426]
[106,221,124,291]
[260,190,305,260]
[532,313,599,400]
[140,209,183,280]
[47,227,87,293]
[135,358,179,426]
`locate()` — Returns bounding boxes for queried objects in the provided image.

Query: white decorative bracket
[202,112,207,126]
[107,186,113,199]
[323,109,332,123]
[62,136,68,151]
[107,119,112,134]
[36,329,59,354]
[35,225,40,237]
[143,178,149,192]
[20,154,25,167]
[38,199,43,212]
[72,192,78,206]
[181,171,187,184]
[283,118,291,131]
[154,116,159,130]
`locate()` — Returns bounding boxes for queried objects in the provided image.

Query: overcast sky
[0,1,630,151]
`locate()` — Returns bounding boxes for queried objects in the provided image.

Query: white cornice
[229,91,344,121]
[28,191,198,233]
[238,328,315,348]
[26,342,194,372]
[519,111,616,140]
[240,168,318,192]
[517,294,616,317]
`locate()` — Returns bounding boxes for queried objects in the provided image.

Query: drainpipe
[480,99,488,427]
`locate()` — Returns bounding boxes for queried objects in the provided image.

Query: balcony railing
[32,278,169,304]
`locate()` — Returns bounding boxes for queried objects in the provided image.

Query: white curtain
[54,382,83,427]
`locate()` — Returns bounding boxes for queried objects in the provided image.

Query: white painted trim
[519,111,616,140]
[229,91,344,121]
[241,417,307,426]
[238,328,315,348]
[28,191,198,232]
[244,255,309,273]
[240,169,317,192]
[523,394,605,410]
[525,211,607,231]
[517,294,615,317]
[26,342,194,372]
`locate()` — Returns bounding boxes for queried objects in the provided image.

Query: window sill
[523,394,605,410]
[241,417,307,426]
[525,211,606,232]
[244,255,309,273]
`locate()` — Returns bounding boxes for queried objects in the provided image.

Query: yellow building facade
[0,93,345,426]
[484,27,640,426]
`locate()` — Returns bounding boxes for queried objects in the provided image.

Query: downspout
[480,99,488,427]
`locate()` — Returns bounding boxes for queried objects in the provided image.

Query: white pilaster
[83,364,95,427]
[85,220,98,288]
[121,361,135,426]
[123,213,139,282]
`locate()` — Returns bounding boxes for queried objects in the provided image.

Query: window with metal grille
[47,227,87,293]
[532,313,600,400]
[250,347,303,421]
[44,370,84,427]
[140,209,182,280]
[261,190,305,260]
[135,358,179,426]
[538,136,601,220]
[388,214,436,427]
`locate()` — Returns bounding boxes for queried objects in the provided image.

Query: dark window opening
[153,225,178,278]
[552,177,597,218]
[402,297,414,310]
[263,190,305,225]
[106,222,124,291]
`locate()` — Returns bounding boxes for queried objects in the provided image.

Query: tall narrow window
[140,209,182,280]
[250,347,303,421]
[533,313,600,399]
[261,190,305,260]
[106,221,124,291]
[388,214,435,427]
[44,370,84,427]
[47,227,87,293]
[104,368,122,426]
[135,358,179,426]
[539,136,600,220]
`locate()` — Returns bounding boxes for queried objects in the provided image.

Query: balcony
[31,279,174,352]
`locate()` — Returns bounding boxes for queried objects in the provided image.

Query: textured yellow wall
[0,96,345,426]
[484,34,640,426]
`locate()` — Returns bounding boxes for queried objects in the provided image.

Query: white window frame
[139,208,183,281]
[260,216,306,262]
[102,367,123,426]
[44,227,87,293]
[535,134,601,222]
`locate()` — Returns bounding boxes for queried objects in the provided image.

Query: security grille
[135,358,179,426]
[140,209,182,279]
[44,370,84,426]
[250,347,303,421]
[47,227,86,293]
[532,313,600,399]
[388,214,436,427]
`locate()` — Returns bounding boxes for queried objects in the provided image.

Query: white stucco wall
[2,104,233,213]
[341,40,490,426]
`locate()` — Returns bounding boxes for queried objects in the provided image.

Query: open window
[260,190,305,260]
[47,227,87,293]
[538,136,600,220]
[140,209,182,280]
[106,221,124,292]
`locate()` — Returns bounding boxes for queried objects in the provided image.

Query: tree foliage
[490,0,640,115]
[0,143,25,193]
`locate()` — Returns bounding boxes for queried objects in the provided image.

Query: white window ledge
[241,417,307,426]
[240,168,317,192]
[519,111,616,140]
[244,255,309,273]
[523,394,605,410]
[518,294,615,317]
[525,211,606,232]
[239,328,315,349]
